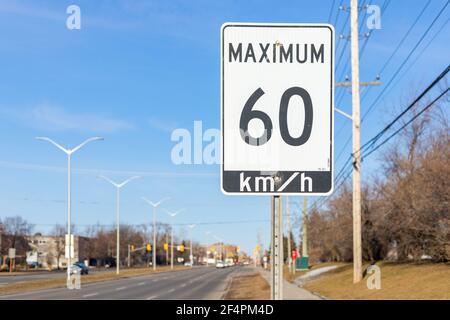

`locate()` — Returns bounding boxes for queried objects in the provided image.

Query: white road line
[152,278,159,282]
[82,293,98,298]
[115,286,127,291]
[180,283,186,288]
[137,282,146,286]
[146,295,158,300]
[167,288,175,293]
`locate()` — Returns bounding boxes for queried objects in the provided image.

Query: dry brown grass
[224,272,270,300]
[0,266,188,296]
[303,262,450,300]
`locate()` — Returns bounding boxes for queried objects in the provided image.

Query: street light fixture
[142,197,170,271]
[98,175,141,274]
[187,224,196,267]
[164,208,185,270]
[36,136,103,286]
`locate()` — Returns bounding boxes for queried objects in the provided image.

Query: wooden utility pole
[166,233,169,265]
[127,244,131,268]
[350,0,362,283]
[302,197,308,259]
[286,196,292,273]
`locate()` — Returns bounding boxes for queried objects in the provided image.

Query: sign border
[220,23,335,196]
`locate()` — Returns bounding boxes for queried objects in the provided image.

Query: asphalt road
[0,268,114,284]
[0,266,247,300]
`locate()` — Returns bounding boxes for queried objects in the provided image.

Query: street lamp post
[36,136,103,286]
[164,209,185,270]
[187,224,196,267]
[142,197,170,271]
[99,175,141,275]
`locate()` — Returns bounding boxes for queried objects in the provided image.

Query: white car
[215,261,225,268]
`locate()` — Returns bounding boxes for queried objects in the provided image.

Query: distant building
[26,235,90,269]
[206,243,238,262]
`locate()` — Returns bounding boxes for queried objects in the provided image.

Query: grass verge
[224,271,270,300]
[303,262,450,300]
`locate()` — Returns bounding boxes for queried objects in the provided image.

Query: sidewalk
[258,269,322,300]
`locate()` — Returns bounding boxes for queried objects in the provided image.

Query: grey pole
[35,136,103,286]
[98,175,141,275]
[286,196,292,273]
[142,197,170,271]
[152,206,156,271]
[116,187,120,275]
[170,222,174,270]
[67,153,71,284]
[271,195,283,300]
[163,209,184,270]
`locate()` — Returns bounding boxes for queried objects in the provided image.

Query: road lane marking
[152,278,159,282]
[137,282,146,286]
[180,283,186,288]
[167,288,175,293]
[146,295,158,300]
[82,293,98,298]
[115,286,127,291]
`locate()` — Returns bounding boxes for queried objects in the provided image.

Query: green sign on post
[296,257,309,270]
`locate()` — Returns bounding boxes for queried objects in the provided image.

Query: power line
[335,0,448,172]
[359,64,450,155]
[361,86,449,160]
[375,16,450,104]
[379,0,431,76]
[362,0,450,121]
[333,0,345,27]
[313,65,449,213]
[328,0,337,23]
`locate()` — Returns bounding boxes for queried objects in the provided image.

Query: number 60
[239,87,313,146]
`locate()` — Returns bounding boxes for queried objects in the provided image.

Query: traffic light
[164,243,168,251]
[146,243,152,252]
[131,245,135,251]
[237,246,240,252]
[178,244,185,252]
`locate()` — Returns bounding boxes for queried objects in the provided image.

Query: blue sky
[0,0,448,254]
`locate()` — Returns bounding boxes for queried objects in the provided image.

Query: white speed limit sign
[221,23,334,195]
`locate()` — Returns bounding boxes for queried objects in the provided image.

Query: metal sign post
[270,195,283,300]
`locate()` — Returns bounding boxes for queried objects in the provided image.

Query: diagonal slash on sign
[260,171,299,192]
[277,172,299,192]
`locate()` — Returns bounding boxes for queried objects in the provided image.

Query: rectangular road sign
[221,23,334,195]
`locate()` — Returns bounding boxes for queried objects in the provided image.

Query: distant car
[243,261,250,266]
[184,262,192,267]
[72,262,89,275]
[215,261,225,268]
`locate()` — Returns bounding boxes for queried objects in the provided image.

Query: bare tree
[51,224,66,270]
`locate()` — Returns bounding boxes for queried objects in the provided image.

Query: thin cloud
[148,116,179,133]
[0,103,133,133]
[0,160,217,178]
